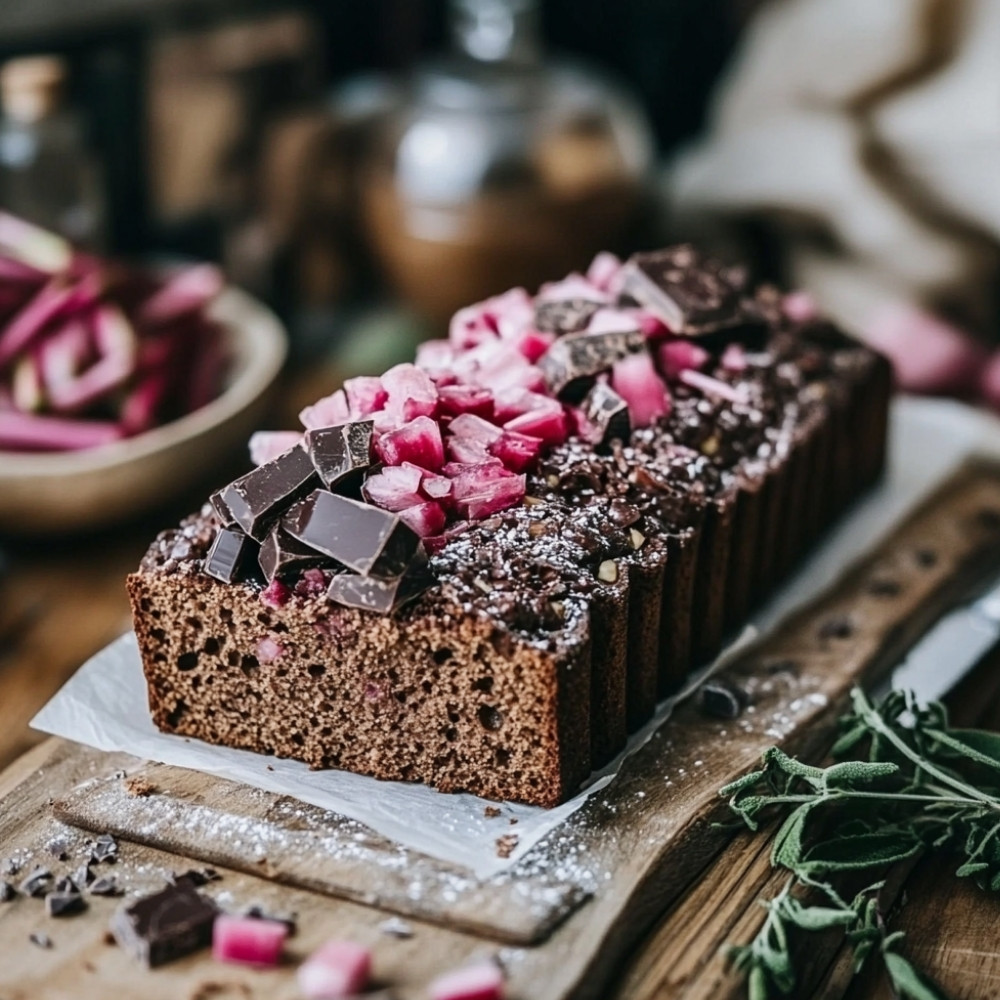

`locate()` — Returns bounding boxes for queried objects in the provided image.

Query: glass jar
[364,0,653,323]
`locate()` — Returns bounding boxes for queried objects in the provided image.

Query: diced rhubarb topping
[382,362,438,421]
[297,940,372,1000]
[451,464,526,519]
[249,431,303,466]
[721,342,748,372]
[585,250,624,294]
[611,352,671,427]
[415,338,456,374]
[438,384,495,420]
[398,500,447,537]
[503,407,567,446]
[343,375,388,417]
[259,578,291,609]
[487,428,542,473]
[678,368,749,404]
[536,272,608,304]
[300,389,351,430]
[212,914,287,966]
[657,339,710,379]
[429,961,505,1000]
[492,387,562,424]
[362,463,426,511]
[378,414,445,470]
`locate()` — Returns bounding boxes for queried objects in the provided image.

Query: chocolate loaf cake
[128,247,891,806]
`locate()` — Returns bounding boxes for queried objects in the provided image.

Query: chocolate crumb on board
[170,868,221,888]
[510,817,519,825]
[47,891,87,917]
[30,932,53,949]
[19,867,53,897]
[89,875,122,897]
[0,881,15,901]
[90,834,119,864]
[495,834,520,859]
[484,806,502,818]
[124,776,158,798]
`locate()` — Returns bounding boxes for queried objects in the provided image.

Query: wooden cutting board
[3,459,1000,1000]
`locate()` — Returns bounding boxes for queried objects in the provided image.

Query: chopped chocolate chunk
[326,562,431,615]
[623,245,751,335]
[89,876,122,897]
[91,834,119,865]
[217,445,319,540]
[54,876,79,895]
[697,678,749,719]
[582,380,630,448]
[19,867,52,897]
[209,489,237,528]
[0,881,15,902]
[47,838,69,861]
[258,524,328,583]
[539,328,644,399]
[244,905,297,936]
[204,527,258,584]
[284,491,423,580]
[484,806,501,818]
[534,298,600,335]
[47,891,87,917]
[304,420,374,489]
[169,868,220,888]
[30,932,52,949]
[73,864,94,887]
[110,883,218,968]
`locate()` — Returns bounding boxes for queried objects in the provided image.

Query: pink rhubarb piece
[429,960,505,1000]
[343,375,388,417]
[212,914,288,966]
[297,940,372,1000]
[378,415,445,470]
[300,389,351,430]
[611,352,671,428]
[249,431,303,466]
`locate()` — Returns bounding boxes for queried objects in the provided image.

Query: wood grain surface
[0,461,999,998]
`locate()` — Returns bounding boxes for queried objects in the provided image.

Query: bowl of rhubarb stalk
[0,215,286,533]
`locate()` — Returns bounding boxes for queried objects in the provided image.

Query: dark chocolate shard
[583,381,630,448]
[326,560,431,615]
[258,524,328,583]
[89,875,122,897]
[30,932,52,949]
[209,489,237,528]
[53,876,79,895]
[169,868,220,888]
[534,298,601,335]
[304,420,374,490]
[110,883,218,968]
[283,491,422,580]
[539,327,644,400]
[204,527,258,584]
[73,864,94,887]
[0,881,15,902]
[18,867,52,897]
[90,834,119,865]
[217,445,320,540]
[622,245,750,335]
[47,891,87,917]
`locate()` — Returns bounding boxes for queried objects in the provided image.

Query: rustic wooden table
[2,376,1000,999]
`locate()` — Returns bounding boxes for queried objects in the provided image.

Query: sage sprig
[721,687,1000,1000]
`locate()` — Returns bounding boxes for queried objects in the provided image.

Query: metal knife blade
[879,574,1000,704]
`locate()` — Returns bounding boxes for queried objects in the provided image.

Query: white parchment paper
[31,398,1000,879]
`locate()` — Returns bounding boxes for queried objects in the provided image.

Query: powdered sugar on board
[31,399,1000,880]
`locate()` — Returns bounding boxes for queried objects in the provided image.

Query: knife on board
[876,572,1000,703]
